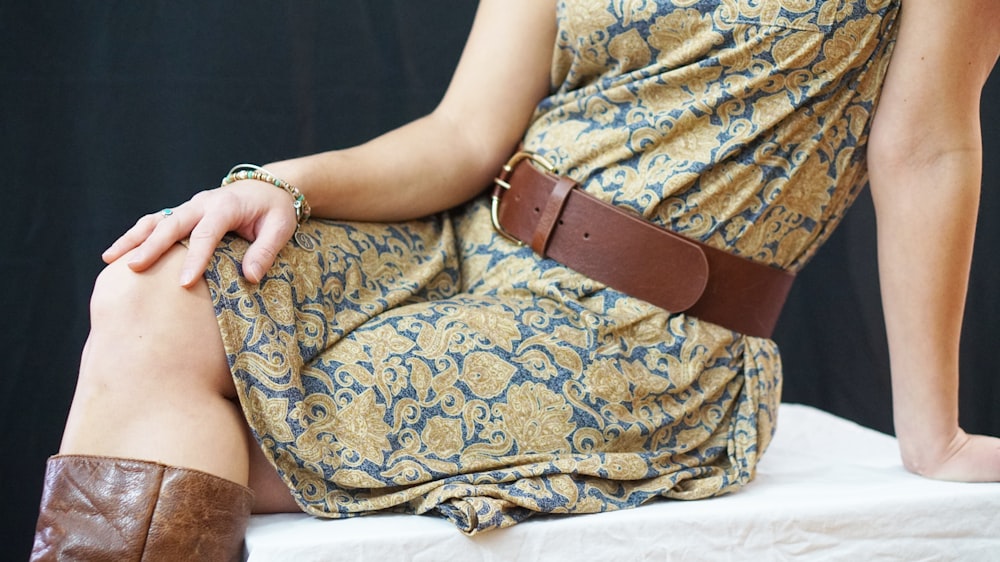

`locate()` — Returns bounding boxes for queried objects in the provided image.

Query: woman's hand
[101,0,558,289]
[901,431,1000,483]
[102,180,299,287]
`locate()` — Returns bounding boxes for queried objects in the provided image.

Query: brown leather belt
[490,152,794,338]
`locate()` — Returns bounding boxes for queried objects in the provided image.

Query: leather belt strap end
[530,177,575,256]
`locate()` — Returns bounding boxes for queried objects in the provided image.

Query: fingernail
[246,262,262,281]
[179,268,195,286]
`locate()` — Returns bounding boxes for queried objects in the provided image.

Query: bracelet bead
[221,164,312,226]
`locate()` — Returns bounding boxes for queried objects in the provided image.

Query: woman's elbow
[867,112,982,201]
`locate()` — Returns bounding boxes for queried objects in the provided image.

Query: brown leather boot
[31,454,255,562]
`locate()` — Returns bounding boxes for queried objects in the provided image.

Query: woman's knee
[84,247,235,398]
[90,254,170,330]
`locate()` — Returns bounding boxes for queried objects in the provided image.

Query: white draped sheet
[244,404,1000,561]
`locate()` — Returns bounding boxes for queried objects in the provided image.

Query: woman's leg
[59,243,250,482]
[56,242,298,509]
[32,243,300,560]
[248,438,301,513]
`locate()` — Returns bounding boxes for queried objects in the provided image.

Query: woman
[32,0,1000,559]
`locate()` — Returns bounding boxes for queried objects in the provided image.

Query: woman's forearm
[262,0,557,223]
[871,146,980,472]
[264,111,512,223]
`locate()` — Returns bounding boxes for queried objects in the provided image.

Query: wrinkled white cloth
[244,404,1000,561]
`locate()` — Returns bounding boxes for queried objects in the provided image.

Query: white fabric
[244,404,1000,561]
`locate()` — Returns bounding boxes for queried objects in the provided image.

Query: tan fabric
[206,0,901,534]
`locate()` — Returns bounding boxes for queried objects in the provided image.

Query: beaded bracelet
[221,164,312,226]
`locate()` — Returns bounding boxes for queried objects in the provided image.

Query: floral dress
[205,0,901,534]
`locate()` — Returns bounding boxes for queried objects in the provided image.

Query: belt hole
[534,207,540,213]
[558,219,564,225]
[583,232,590,239]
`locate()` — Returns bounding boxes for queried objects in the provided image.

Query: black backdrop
[2,2,997,558]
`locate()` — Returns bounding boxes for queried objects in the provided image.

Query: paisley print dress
[205,0,900,534]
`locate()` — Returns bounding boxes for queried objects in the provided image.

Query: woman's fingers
[101,210,171,264]
[241,214,297,284]
[178,198,243,287]
[101,181,299,286]
[179,185,297,286]
[125,202,205,274]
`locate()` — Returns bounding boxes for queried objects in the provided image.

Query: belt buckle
[491,151,557,245]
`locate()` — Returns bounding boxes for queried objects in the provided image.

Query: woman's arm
[266,0,557,222]
[105,0,557,286]
[868,0,1000,481]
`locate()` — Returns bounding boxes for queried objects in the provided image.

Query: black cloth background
[1,3,997,558]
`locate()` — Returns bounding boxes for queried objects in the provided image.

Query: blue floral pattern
[206,0,900,534]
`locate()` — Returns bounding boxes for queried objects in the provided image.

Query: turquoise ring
[161,208,174,217]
